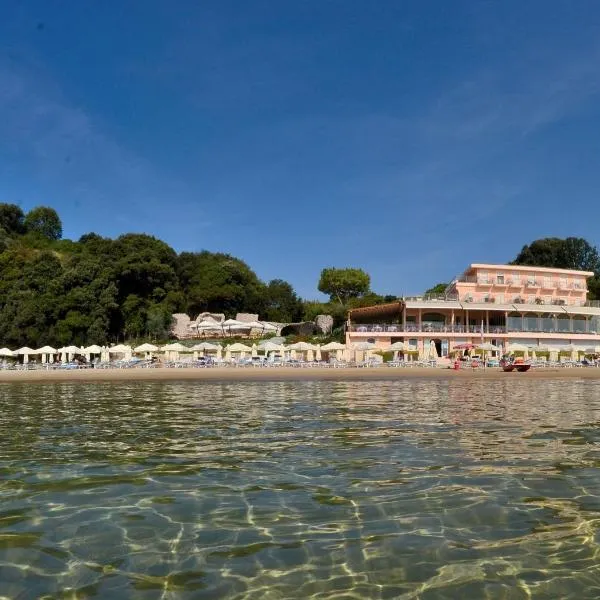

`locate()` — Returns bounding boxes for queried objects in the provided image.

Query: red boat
[500,355,531,372]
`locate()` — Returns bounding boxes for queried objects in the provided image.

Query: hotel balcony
[348,320,599,336]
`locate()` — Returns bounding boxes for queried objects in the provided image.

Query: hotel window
[496,273,504,284]
[544,276,551,288]
[512,274,520,284]
[559,277,567,288]
[544,295,552,304]
[496,293,504,303]
[528,295,536,304]
[479,270,488,284]
[527,274,536,285]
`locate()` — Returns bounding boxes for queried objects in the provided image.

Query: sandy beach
[0,366,600,383]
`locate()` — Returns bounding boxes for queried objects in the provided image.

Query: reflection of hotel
[346,264,600,356]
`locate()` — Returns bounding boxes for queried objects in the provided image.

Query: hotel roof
[464,263,595,277]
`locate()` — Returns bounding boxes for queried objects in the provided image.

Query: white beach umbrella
[321,341,346,360]
[251,344,258,358]
[260,341,285,359]
[260,322,278,332]
[352,341,377,362]
[288,342,317,351]
[84,344,103,354]
[429,340,438,360]
[192,342,221,354]
[222,319,249,335]
[196,319,223,334]
[315,344,322,361]
[36,345,57,364]
[134,343,158,359]
[16,346,35,364]
[227,343,252,359]
[134,343,158,353]
[321,342,346,351]
[108,344,132,361]
[584,346,600,354]
[0,348,15,357]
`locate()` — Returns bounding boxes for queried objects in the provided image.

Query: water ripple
[0,379,600,598]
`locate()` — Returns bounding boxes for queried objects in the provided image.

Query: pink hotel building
[346,263,600,356]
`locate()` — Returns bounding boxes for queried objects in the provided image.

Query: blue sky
[2,2,600,299]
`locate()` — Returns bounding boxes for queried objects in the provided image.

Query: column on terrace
[537,312,542,332]
[586,316,590,333]
[553,313,558,333]
[504,311,508,333]
[486,310,489,333]
[570,316,573,333]
[451,309,455,331]
[465,309,469,333]
[418,308,422,332]
[402,306,407,331]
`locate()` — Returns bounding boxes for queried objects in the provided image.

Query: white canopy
[261,341,285,352]
[134,343,159,352]
[222,319,249,329]
[476,343,499,351]
[196,319,223,330]
[321,342,346,351]
[162,343,190,352]
[388,341,407,351]
[108,344,132,354]
[83,345,103,353]
[288,342,317,351]
[352,341,377,351]
[58,345,82,354]
[16,347,35,354]
[227,343,252,352]
[35,345,57,354]
[0,348,14,357]
[191,342,222,351]
[507,343,529,352]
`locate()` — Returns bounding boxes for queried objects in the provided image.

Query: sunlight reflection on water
[1,378,600,598]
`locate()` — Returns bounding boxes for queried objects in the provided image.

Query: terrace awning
[348,301,403,323]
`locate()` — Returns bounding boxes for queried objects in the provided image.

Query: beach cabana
[561,343,583,362]
[161,342,190,361]
[15,347,35,364]
[58,345,83,362]
[288,341,317,361]
[191,342,221,360]
[108,344,133,361]
[388,341,407,362]
[36,345,57,363]
[222,319,250,336]
[226,343,252,360]
[134,343,159,359]
[506,343,529,360]
[321,341,346,361]
[352,341,377,363]
[0,348,15,358]
[195,319,223,336]
[260,341,286,360]
[83,345,103,362]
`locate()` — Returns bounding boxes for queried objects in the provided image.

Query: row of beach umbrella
[192,318,278,334]
[0,340,351,363]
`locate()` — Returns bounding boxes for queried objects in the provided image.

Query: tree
[261,279,303,322]
[318,267,370,305]
[177,251,265,316]
[0,203,25,235]
[24,206,63,240]
[424,283,448,295]
[513,237,600,300]
[512,237,600,273]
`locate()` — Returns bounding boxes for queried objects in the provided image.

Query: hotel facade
[346,264,600,356]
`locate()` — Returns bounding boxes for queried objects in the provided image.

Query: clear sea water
[1,378,600,599]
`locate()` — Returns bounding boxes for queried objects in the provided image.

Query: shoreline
[1,366,600,383]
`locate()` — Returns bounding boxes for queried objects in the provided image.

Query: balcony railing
[349,322,600,335]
